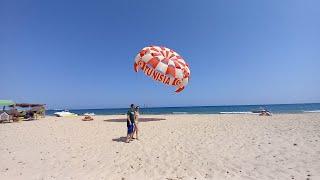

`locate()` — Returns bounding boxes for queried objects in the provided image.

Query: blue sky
[1,0,319,109]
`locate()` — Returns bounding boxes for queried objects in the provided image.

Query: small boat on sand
[82,115,94,121]
[54,111,78,117]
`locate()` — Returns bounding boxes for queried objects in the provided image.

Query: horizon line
[47,102,320,111]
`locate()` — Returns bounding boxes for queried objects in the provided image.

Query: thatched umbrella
[9,103,46,118]
[12,103,45,108]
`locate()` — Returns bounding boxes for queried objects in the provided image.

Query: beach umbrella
[0,100,15,106]
[0,100,15,111]
[134,45,190,93]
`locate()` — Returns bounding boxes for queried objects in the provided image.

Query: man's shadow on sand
[108,118,166,143]
[112,136,127,143]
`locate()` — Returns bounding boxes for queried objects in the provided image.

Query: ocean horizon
[47,103,320,115]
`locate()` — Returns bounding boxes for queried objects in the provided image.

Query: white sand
[0,113,320,180]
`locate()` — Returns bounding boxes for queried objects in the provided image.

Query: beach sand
[0,113,320,180]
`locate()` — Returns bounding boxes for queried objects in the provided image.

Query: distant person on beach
[126,104,135,143]
[134,106,140,140]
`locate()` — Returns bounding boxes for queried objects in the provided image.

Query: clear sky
[1,0,319,109]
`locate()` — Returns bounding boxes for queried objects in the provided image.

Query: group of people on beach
[126,104,140,143]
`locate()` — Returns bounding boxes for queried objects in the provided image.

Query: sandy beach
[0,113,320,180]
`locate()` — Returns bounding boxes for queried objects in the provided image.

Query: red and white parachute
[134,45,190,93]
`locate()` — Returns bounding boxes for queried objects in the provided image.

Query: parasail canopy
[134,45,190,93]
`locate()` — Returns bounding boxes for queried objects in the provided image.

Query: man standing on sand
[133,106,140,140]
[126,104,135,143]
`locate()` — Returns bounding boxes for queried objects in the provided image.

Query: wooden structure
[1,100,46,122]
[10,103,46,118]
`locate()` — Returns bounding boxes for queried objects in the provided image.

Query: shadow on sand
[112,136,127,143]
[109,118,166,143]
[104,118,166,123]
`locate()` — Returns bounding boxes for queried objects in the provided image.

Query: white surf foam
[304,110,320,113]
[172,112,188,114]
[219,111,255,114]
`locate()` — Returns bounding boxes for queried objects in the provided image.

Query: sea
[47,103,320,116]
